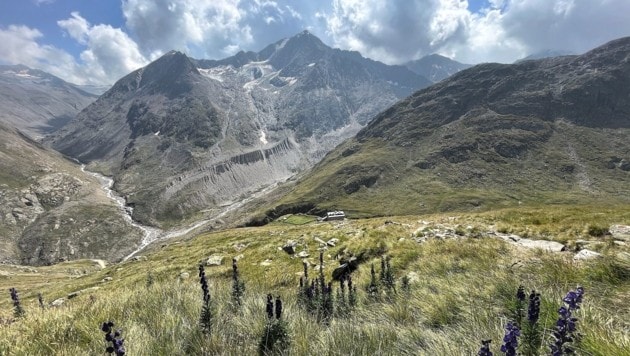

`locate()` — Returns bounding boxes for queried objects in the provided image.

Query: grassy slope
[268,120,630,220]
[0,206,628,355]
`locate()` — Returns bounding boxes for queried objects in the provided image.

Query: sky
[1,0,629,86]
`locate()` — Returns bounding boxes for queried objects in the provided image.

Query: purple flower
[527,291,541,324]
[500,321,520,356]
[550,287,585,355]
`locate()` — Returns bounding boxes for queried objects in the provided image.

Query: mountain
[48,31,432,227]
[0,65,96,139]
[405,54,471,83]
[0,122,143,265]
[259,37,630,220]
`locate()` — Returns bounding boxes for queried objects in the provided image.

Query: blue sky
[1,0,629,85]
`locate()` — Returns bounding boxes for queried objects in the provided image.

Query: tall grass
[0,210,628,355]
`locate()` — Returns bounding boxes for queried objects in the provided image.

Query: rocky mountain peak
[259,30,328,68]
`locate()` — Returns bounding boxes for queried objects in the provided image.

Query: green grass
[0,207,628,355]
[276,214,318,225]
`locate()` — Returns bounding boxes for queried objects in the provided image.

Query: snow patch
[308,63,316,67]
[259,130,268,145]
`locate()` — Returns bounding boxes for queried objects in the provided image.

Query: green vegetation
[0,206,628,354]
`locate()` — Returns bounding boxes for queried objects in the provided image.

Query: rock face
[0,65,96,139]
[274,36,630,217]
[48,31,431,226]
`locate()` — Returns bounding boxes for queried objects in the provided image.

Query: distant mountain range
[0,65,96,139]
[405,54,471,83]
[256,37,630,221]
[47,31,433,226]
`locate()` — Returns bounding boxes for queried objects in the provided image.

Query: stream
[80,165,209,261]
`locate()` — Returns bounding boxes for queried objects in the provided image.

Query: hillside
[48,31,432,227]
[264,37,630,220]
[0,65,96,139]
[0,206,628,354]
[0,123,143,265]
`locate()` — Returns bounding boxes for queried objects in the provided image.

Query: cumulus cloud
[324,0,630,64]
[0,25,83,82]
[58,12,148,84]
[122,0,318,58]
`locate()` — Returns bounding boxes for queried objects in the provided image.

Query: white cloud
[0,25,84,83]
[122,0,253,58]
[324,0,630,64]
[58,12,148,85]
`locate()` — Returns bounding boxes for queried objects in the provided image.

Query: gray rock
[282,240,298,254]
[132,256,147,262]
[297,251,310,258]
[260,259,273,266]
[516,239,565,252]
[327,238,339,247]
[50,298,65,307]
[610,225,630,241]
[206,255,224,266]
[180,272,190,279]
[102,277,113,282]
[574,249,602,260]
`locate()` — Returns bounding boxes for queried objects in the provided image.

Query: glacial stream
[80,165,209,261]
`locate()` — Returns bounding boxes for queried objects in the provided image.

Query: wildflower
[266,294,274,319]
[550,287,585,355]
[516,286,526,302]
[522,290,542,356]
[500,321,520,356]
[198,264,212,334]
[527,291,541,324]
[275,296,283,319]
[101,321,125,356]
[232,258,245,307]
[259,295,290,355]
[477,339,493,356]
[9,288,24,318]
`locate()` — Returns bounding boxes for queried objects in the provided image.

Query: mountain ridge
[255,36,630,221]
[47,31,432,227]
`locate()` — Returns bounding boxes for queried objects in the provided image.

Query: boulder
[516,239,565,252]
[50,298,65,307]
[327,238,339,247]
[574,249,602,260]
[180,272,190,279]
[297,251,310,258]
[206,255,224,266]
[610,225,630,241]
[282,240,298,254]
[331,256,358,280]
[102,277,113,282]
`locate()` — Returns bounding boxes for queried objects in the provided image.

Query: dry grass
[0,207,628,355]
